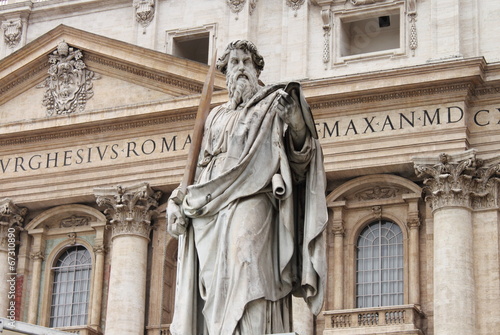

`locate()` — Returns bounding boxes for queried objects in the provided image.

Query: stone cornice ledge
[303,57,488,101]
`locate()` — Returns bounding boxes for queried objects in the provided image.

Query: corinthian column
[0,199,27,320]
[413,150,500,335]
[95,183,162,335]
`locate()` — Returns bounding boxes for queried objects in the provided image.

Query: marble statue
[167,40,328,335]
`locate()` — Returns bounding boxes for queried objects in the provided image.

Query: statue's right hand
[166,199,187,238]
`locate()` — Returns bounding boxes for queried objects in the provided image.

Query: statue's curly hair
[216,40,265,77]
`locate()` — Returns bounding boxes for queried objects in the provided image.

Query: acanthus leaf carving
[94,183,162,240]
[36,41,100,116]
[414,150,500,211]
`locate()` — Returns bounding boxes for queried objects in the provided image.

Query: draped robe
[170,84,327,335]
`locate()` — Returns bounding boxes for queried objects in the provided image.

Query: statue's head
[216,40,265,78]
[217,40,264,109]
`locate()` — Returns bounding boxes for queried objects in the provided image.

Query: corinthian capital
[94,183,162,240]
[0,198,28,230]
[413,150,500,211]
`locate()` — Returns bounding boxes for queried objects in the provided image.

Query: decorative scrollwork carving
[2,19,22,48]
[36,41,100,116]
[286,0,305,15]
[354,186,399,201]
[60,215,90,228]
[134,0,155,28]
[227,0,246,13]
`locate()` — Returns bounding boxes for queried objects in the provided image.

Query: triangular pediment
[0,24,226,123]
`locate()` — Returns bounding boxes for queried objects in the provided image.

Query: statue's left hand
[276,89,307,148]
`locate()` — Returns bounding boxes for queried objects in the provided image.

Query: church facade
[0,1,499,335]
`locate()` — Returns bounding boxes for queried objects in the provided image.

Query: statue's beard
[227,72,259,110]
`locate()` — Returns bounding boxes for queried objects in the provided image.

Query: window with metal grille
[356,220,403,308]
[50,245,92,327]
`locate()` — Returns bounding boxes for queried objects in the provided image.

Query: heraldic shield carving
[37,41,100,116]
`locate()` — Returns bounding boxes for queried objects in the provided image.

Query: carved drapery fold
[36,41,100,116]
[134,0,155,28]
[414,150,500,211]
[94,183,162,240]
[1,18,22,48]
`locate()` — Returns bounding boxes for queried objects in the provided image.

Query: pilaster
[94,182,162,335]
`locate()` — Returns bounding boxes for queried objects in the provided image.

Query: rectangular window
[166,24,217,65]
[333,4,405,65]
[340,13,400,57]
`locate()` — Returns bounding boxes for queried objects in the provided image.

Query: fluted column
[0,199,27,319]
[95,183,162,335]
[414,150,500,335]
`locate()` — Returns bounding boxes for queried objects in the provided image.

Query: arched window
[50,245,92,327]
[356,220,403,308]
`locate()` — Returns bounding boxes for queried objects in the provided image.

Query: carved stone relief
[1,19,22,48]
[94,183,162,240]
[350,0,385,5]
[414,150,500,211]
[354,186,400,201]
[134,0,155,28]
[227,0,246,14]
[60,215,90,228]
[321,7,332,65]
[36,41,100,116]
[286,0,305,15]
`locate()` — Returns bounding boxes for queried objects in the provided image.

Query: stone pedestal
[95,183,161,335]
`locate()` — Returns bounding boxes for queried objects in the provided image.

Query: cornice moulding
[303,57,487,100]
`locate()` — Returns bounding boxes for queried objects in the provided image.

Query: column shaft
[90,248,105,328]
[433,207,475,335]
[408,225,420,305]
[0,249,8,315]
[27,256,43,324]
[332,233,344,310]
[106,235,149,335]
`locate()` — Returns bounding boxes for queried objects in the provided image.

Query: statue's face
[226,48,258,85]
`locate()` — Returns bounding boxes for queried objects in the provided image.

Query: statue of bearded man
[167,40,328,335]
